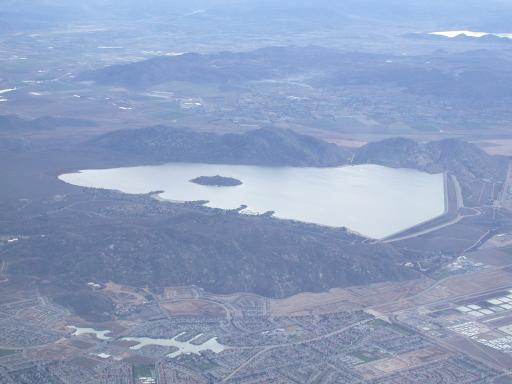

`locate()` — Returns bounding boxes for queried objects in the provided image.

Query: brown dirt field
[270,279,432,316]
[160,300,227,317]
[439,269,512,297]
[103,282,147,305]
[470,248,512,266]
[355,347,449,379]
[269,288,360,316]
[475,140,512,156]
[376,268,512,314]
[479,235,512,251]
[161,287,199,300]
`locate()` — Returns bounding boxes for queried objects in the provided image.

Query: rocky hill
[354,137,507,182]
[78,47,339,88]
[80,46,512,101]
[89,126,507,183]
[190,175,242,187]
[89,126,353,167]
[5,189,417,299]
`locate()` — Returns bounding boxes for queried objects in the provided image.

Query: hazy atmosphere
[2,1,512,383]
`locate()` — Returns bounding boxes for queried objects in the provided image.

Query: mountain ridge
[88,125,354,167]
[353,137,507,181]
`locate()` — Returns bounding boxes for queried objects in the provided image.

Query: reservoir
[59,163,445,239]
[122,333,226,358]
[67,326,112,340]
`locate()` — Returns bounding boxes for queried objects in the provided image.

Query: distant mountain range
[79,47,323,88]
[406,31,512,43]
[80,46,512,101]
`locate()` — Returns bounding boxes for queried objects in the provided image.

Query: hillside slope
[89,126,353,167]
[354,138,507,181]
[4,190,416,298]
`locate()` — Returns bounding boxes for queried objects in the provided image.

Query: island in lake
[190,175,243,187]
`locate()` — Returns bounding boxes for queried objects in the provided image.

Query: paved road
[499,160,512,211]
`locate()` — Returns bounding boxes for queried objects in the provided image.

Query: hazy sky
[2,0,511,31]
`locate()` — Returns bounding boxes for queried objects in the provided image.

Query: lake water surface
[59,163,445,239]
[67,326,112,340]
[122,333,225,358]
